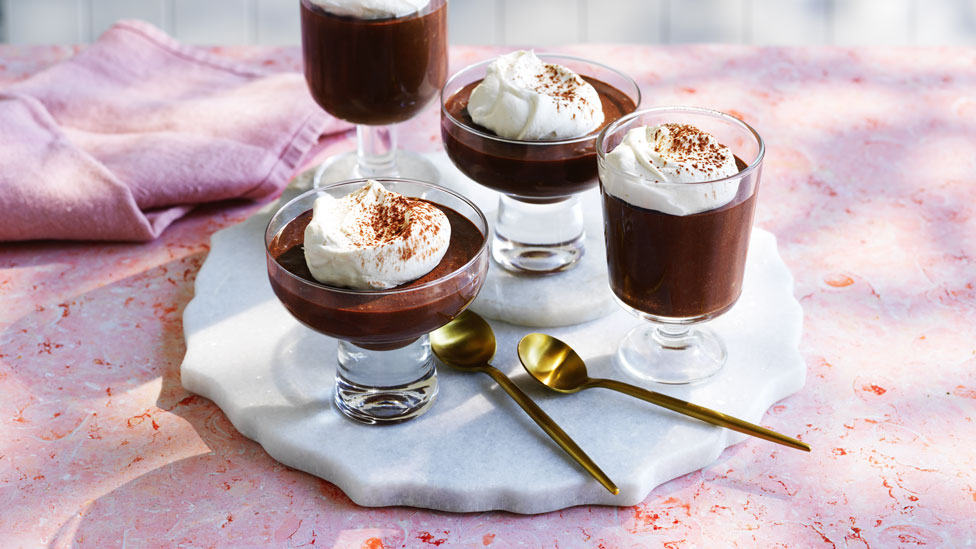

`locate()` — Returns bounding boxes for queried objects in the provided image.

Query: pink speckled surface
[2,43,975,547]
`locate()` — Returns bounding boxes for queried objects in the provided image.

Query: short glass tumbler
[596,107,765,384]
[441,54,640,273]
[265,179,489,423]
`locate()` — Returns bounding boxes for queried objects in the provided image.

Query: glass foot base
[334,367,438,425]
[313,151,440,186]
[491,232,584,274]
[616,323,727,385]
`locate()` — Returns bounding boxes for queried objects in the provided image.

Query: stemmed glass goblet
[300,0,448,184]
[596,107,765,384]
[440,54,640,274]
[266,178,489,423]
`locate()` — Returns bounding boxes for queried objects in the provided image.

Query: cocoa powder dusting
[397,203,440,262]
[532,64,593,114]
[660,123,734,177]
[348,195,406,244]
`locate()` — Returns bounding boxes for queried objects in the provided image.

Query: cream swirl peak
[602,123,741,216]
[303,181,451,290]
[467,51,604,140]
[307,0,430,19]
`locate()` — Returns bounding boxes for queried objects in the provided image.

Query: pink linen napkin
[0,20,345,242]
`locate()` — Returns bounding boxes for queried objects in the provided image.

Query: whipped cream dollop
[303,181,451,290]
[467,50,604,140]
[308,0,430,19]
[602,123,741,215]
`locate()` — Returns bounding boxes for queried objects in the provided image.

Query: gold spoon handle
[483,366,619,495]
[594,379,811,452]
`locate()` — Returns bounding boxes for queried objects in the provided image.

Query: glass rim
[440,52,642,146]
[265,177,490,296]
[299,0,446,19]
[595,106,766,186]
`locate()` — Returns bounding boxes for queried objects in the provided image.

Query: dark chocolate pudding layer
[268,203,485,350]
[603,157,757,320]
[301,0,447,125]
[442,78,637,201]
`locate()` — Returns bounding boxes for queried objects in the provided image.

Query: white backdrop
[1,0,974,46]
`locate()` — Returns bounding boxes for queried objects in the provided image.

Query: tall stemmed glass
[300,0,447,185]
[596,107,765,384]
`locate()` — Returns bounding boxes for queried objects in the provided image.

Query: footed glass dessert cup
[300,0,447,185]
[265,178,489,424]
[596,107,765,384]
[441,54,640,274]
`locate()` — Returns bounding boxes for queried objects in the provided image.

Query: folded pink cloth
[0,20,345,242]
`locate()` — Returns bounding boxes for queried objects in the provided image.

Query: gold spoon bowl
[431,311,619,494]
[518,333,811,452]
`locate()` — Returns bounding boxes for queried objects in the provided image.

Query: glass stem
[337,335,432,387]
[356,124,398,178]
[653,324,692,350]
[495,194,584,245]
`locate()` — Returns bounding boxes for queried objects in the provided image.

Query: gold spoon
[431,311,619,495]
[517,333,811,452]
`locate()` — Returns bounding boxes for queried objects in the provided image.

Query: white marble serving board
[180,161,806,514]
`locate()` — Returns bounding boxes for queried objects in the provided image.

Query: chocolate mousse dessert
[301,0,447,125]
[601,123,758,319]
[267,181,485,349]
[441,51,638,201]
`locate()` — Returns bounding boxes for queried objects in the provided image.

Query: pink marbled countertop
[1,44,975,547]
